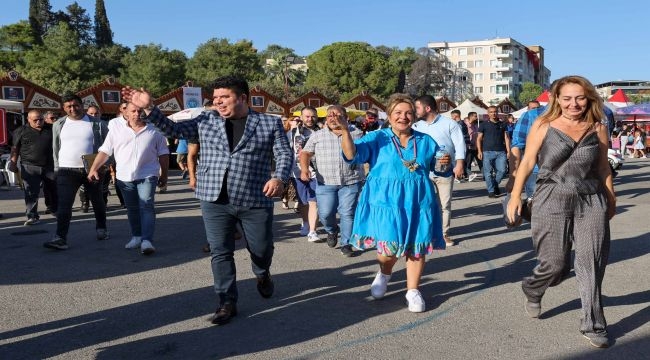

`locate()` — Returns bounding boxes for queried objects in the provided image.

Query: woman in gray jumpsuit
[507,75,616,348]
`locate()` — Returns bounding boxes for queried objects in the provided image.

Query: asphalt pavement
[0,159,649,360]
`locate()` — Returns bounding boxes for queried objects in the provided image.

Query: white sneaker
[307,231,320,242]
[468,173,478,182]
[299,223,309,236]
[125,236,142,249]
[454,178,461,184]
[370,271,391,299]
[406,289,425,313]
[141,240,155,255]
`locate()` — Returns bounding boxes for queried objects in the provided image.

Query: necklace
[390,136,419,172]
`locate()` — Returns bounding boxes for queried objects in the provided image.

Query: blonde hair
[385,93,415,118]
[537,75,604,125]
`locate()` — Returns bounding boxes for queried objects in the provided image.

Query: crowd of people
[6,74,617,348]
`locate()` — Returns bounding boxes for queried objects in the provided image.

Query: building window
[458,61,466,68]
[490,73,497,80]
[474,47,483,55]
[502,105,511,112]
[496,84,509,94]
[490,60,498,67]
[358,101,369,110]
[474,86,483,94]
[474,60,483,68]
[2,86,25,101]
[444,49,453,56]
[474,73,483,81]
[439,102,448,111]
[490,86,496,94]
[467,61,474,68]
[102,90,120,103]
[458,48,467,56]
[490,46,496,54]
[251,96,264,107]
[308,98,321,107]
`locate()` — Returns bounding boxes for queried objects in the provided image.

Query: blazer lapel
[232,111,260,153]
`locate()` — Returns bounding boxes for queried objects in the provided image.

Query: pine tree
[94,0,113,47]
[28,0,51,44]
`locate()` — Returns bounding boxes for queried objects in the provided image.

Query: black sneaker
[44,236,68,250]
[488,192,497,198]
[209,303,237,325]
[256,273,274,298]
[326,232,338,248]
[494,187,501,196]
[81,202,89,213]
[340,245,354,257]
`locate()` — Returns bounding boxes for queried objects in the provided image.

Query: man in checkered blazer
[122,75,292,326]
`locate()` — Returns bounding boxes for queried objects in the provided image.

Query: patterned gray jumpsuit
[522,126,610,336]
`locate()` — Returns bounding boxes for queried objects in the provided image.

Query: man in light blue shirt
[413,95,465,246]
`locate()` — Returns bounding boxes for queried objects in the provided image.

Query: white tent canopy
[0,99,24,112]
[441,99,487,117]
[510,106,529,119]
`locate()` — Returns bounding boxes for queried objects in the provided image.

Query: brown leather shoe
[209,303,237,325]
[257,274,274,298]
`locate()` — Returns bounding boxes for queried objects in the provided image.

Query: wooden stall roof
[288,89,334,115]
[436,95,457,112]
[496,98,517,114]
[76,77,126,116]
[0,71,62,112]
[342,91,386,112]
[250,86,288,115]
[469,96,489,109]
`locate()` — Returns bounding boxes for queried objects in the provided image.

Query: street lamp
[283,56,295,101]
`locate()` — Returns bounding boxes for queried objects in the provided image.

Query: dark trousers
[56,168,107,239]
[21,164,57,219]
[79,172,110,205]
[465,148,482,176]
[200,200,274,305]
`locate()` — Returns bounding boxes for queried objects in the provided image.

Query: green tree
[0,21,37,70]
[628,94,650,104]
[17,22,94,94]
[518,82,543,105]
[62,2,93,45]
[94,0,113,47]
[306,42,399,102]
[256,44,305,101]
[119,44,188,97]
[186,38,263,87]
[386,47,418,93]
[87,43,130,80]
[28,0,51,44]
[404,48,447,97]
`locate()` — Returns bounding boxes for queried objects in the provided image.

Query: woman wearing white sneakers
[337,94,450,312]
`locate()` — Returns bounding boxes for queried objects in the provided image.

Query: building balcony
[494,77,513,84]
[493,63,513,72]
[495,50,513,58]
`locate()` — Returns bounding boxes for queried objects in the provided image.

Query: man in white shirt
[88,103,169,255]
[44,94,109,250]
[413,95,466,247]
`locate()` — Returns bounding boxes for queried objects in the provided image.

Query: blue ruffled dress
[345,128,446,257]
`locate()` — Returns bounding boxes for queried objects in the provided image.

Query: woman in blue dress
[336,94,450,313]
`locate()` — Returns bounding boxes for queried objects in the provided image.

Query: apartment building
[595,80,650,99]
[428,38,551,106]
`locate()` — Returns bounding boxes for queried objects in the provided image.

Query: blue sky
[1,0,649,85]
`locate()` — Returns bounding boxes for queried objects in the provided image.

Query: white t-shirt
[108,115,126,131]
[58,116,94,168]
[99,122,169,182]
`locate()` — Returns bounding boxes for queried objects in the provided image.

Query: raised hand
[121,86,152,109]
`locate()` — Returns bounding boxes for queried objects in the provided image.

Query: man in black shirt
[477,106,510,198]
[8,110,57,225]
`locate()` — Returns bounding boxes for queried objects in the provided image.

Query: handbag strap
[536,126,592,189]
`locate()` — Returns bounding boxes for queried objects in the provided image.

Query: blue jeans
[200,201,274,305]
[482,151,507,194]
[315,182,362,246]
[525,172,538,199]
[21,163,57,220]
[56,168,106,239]
[117,177,157,241]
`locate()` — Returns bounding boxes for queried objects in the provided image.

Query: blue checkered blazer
[147,107,292,207]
